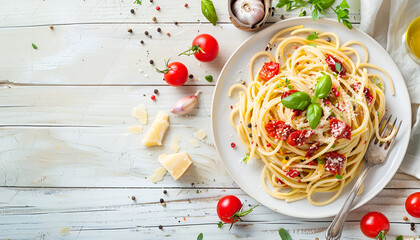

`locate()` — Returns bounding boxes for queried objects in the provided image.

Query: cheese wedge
[158,152,192,180]
[132,104,148,124]
[142,111,169,147]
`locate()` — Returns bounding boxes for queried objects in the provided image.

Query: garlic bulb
[171,90,202,114]
[232,0,265,26]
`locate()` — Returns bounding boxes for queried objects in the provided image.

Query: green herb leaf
[281,91,311,110]
[197,233,203,240]
[276,0,290,8]
[279,228,292,240]
[340,0,350,8]
[307,32,319,41]
[201,0,218,26]
[333,0,353,29]
[134,0,142,5]
[396,235,403,240]
[32,43,38,49]
[310,43,317,47]
[320,0,335,9]
[287,85,293,89]
[217,221,224,228]
[285,78,291,84]
[331,112,336,117]
[335,174,343,179]
[332,144,336,148]
[317,158,324,164]
[307,103,323,129]
[242,153,250,163]
[205,75,213,82]
[311,8,319,22]
[299,10,307,17]
[314,74,332,98]
[335,62,342,73]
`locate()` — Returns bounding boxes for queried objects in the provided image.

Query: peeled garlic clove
[232,0,265,26]
[171,90,202,114]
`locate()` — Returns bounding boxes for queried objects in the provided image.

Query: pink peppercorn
[266,143,271,147]
[231,142,236,148]
[184,3,188,7]
[156,6,160,10]
[151,95,156,100]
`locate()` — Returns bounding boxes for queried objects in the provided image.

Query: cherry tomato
[217,195,242,224]
[157,61,188,87]
[190,34,219,62]
[360,212,390,239]
[405,192,420,218]
[259,62,280,81]
[287,130,314,146]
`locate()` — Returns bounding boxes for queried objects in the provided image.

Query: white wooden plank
[0,0,361,27]
[0,188,418,239]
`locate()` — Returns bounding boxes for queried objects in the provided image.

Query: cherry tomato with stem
[405,192,420,218]
[156,60,188,87]
[179,34,219,62]
[216,195,258,230]
[360,212,390,239]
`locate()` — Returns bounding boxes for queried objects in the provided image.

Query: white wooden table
[0,1,419,239]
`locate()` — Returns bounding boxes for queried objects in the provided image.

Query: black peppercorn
[154,89,159,94]
[128,28,133,33]
[188,74,193,79]
[163,190,167,194]
[160,198,164,203]
[158,225,163,230]
[247,123,252,128]
[130,9,135,14]
[174,21,178,25]
[410,222,415,227]
[150,0,153,2]
[411,226,415,231]
[327,37,331,42]
[285,156,289,160]
[157,27,161,32]
[140,40,144,44]
[150,60,154,64]
[249,133,252,138]
[131,196,136,200]
[144,31,149,35]
[271,11,274,17]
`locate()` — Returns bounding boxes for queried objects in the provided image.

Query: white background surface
[0,0,418,239]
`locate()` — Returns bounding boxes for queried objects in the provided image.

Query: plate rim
[211,17,412,218]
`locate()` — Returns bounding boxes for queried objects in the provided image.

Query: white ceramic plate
[211,17,411,218]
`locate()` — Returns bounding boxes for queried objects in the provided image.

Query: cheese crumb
[158,152,192,180]
[170,134,181,153]
[142,111,169,147]
[59,227,70,235]
[149,167,167,183]
[189,138,200,147]
[127,126,143,134]
[132,104,148,124]
[193,129,207,140]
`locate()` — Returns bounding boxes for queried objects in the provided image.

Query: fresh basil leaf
[197,233,203,240]
[314,74,332,98]
[306,32,319,41]
[279,228,292,240]
[201,0,218,26]
[307,103,322,129]
[281,91,311,110]
[311,8,319,21]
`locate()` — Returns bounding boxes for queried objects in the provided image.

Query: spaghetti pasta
[228,25,394,206]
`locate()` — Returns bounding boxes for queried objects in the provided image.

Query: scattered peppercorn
[152,16,157,21]
[247,123,252,128]
[154,89,159,94]
[158,225,163,230]
[231,142,236,148]
[249,133,252,138]
[184,3,188,7]
[326,37,331,42]
[163,190,167,194]
[128,28,133,33]
[160,198,164,203]
[271,11,274,17]
[174,21,178,25]
[130,9,135,14]
[151,95,156,100]
[131,196,136,200]
[49,25,54,30]
[156,6,160,10]
[411,226,415,231]
[240,80,246,85]
[140,40,144,44]
[403,216,408,221]
[267,143,271,147]
[157,27,161,32]
[144,31,149,36]
[166,32,171,36]
[411,222,415,227]
[285,156,289,160]
[149,0,153,2]
[280,15,285,20]
[150,60,154,65]
[188,74,193,79]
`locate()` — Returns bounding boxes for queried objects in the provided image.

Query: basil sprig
[281,74,332,129]
[201,0,218,26]
[281,91,311,110]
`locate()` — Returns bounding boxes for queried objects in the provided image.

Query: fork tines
[374,114,402,149]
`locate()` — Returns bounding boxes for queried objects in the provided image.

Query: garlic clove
[228,0,271,31]
[171,90,202,115]
[232,0,265,26]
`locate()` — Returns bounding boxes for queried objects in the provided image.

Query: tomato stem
[227,204,258,230]
[178,44,205,56]
[374,230,388,240]
[156,59,172,74]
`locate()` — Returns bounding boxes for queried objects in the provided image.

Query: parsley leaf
[134,0,142,5]
[307,32,319,41]
[335,62,342,73]
[335,174,343,179]
[217,221,224,228]
[242,153,250,163]
[32,43,38,49]
[310,43,317,48]
[197,233,203,240]
[205,75,213,82]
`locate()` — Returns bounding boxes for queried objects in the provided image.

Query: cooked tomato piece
[259,61,280,81]
[265,120,294,140]
[286,169,299,178]
[325,54,346,76]
[329,118,351,140]
[281,90,299,99]
[287,130,314,146]
[324,152,346,175]
[292,109,303,119]
[353,82,361,91]
[305,141,321,158]
[364,88,373,105]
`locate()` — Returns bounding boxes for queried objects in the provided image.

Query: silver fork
[325,114,402,240]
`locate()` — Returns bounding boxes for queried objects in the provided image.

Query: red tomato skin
[259,62,280,81]
[406,192,420,218]
[360,212,390,238]
[325,54,346,76]
[265,120,294,140]
[287,130,314,146]
[281,90,299,99]
[164,62,188,87]
[217,195,242,224]
[193,34,219,62]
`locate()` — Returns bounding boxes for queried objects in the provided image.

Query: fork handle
[325,162,374,240]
